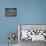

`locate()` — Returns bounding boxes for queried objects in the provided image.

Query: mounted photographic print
[5,8,17,16]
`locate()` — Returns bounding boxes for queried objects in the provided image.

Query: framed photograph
[5,8,17,16]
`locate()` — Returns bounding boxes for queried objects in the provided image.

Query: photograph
[5,8,17,16]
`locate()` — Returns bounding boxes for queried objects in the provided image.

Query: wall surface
[0,0,46,44]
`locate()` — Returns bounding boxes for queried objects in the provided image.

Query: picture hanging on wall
[5,8,17,16]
